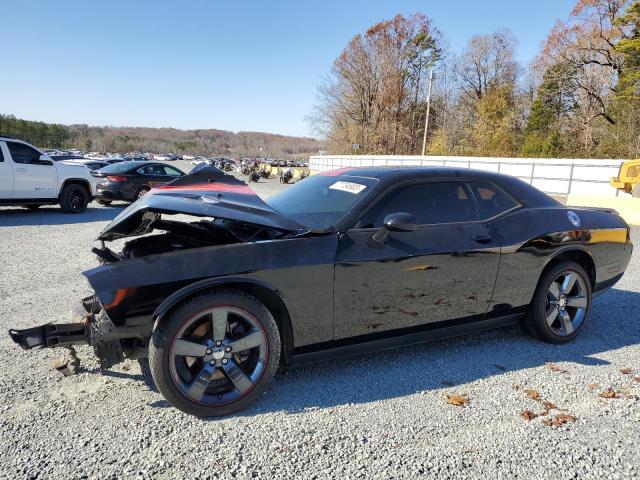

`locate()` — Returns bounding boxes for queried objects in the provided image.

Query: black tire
[59,184,89,213]
[137,358,158,392]
[522,261,592,344]
[149,289,281,417]
[632,184,640,198]
[136,186,150,199]
[96,198,112,206]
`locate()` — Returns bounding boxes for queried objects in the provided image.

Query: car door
[0,142,13,198]
[333,180,501,340]
[6,141,57,199]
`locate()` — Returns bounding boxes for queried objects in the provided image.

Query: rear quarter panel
[488,206,630,316]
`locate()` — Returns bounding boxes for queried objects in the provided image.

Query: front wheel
[149,290,281,416]
[522,261,592,343]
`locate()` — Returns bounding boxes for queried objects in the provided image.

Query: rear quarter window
[469,182,520,219]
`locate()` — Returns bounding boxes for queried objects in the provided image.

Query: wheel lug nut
[216,341,222,346]
[206,349,212,355]
[209,360,215,366]
[222,359,228,364]
[225,346,231,352]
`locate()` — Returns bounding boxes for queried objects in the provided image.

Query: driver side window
[359,182,480,228]
[7,141,42,164]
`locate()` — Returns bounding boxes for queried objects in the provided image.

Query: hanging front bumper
[8,295,102,350]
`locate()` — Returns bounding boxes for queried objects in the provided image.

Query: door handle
[473,234,492,244]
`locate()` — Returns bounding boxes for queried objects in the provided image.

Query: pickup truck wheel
[149,290,281,417]
[60,184,89,213]
[523,261,591,344]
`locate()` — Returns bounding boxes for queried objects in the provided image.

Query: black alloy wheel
[137,186,150,199]
[149,290,280,416]
[60,184,89,213]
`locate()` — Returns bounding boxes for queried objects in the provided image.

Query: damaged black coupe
[9,166,633,416]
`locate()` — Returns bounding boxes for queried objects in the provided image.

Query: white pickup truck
[0,137,98,213]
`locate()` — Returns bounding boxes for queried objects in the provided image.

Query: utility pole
[421,69,434,156]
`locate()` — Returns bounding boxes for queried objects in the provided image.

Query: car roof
[328,166,560,208]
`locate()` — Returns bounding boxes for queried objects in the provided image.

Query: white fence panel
[309,155,626,197]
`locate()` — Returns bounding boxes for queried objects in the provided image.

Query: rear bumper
[96,185,128,201]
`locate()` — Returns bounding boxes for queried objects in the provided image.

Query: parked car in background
[64,159,110,171]
[0,136,97,212]
[93,161,184,205]
[154,153,177,161]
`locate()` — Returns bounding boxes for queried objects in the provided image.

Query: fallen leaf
[494,364,507,371]
[525,389,540,401]
[545,362,569,374]
[543,401,557,411]
[445,394,469,407]
[511,384,520,391]
[521,410,538,421]
[587,383,599,390]
[620,368,633,375]
[598,388,619,399]
[543,414,577,427]
[466,294,478,301]
[633,376,640,383]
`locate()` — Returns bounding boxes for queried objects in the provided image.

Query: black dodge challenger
[9,166,633,416]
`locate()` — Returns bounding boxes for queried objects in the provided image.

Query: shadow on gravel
[0,204,124,226]
[227,287,639,417]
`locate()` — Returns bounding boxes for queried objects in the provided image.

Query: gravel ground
[0,170,639,479]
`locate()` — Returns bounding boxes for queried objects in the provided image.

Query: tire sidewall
[530,261,592,343]
[149,290,281,417]
[60,184,89,213]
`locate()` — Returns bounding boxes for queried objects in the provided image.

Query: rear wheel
[136,186,150,199]
[149,290,281,416]
[523,261,591,343]
[59,184,89,213]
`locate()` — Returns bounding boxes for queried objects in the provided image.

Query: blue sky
[2,0,576,137]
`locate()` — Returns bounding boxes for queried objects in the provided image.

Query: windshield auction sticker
[329,181,367,194]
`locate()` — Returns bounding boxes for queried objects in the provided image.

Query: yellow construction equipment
[610,159,640,197]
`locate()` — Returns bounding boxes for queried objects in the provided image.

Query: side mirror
[38,154,53,166]
[372,212,417,243]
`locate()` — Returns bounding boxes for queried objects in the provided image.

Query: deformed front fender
[151,276,296,363]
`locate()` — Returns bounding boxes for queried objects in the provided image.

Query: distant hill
[0,114,324,159]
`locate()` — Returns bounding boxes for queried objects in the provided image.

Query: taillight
[106,175,127,182]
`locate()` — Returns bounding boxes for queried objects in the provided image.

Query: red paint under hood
[97,167,307,241]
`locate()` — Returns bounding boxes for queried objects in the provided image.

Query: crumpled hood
[98,166,307,241]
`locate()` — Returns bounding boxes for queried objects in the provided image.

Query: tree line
[0,115,324,159]
[311,0,640,159]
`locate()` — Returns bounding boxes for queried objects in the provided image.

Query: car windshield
[99,162,136,173]
[266,174,378,230]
